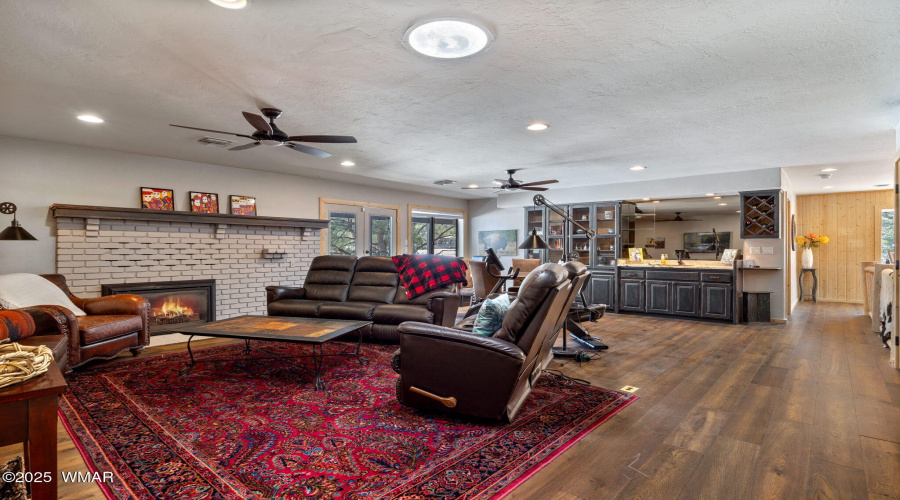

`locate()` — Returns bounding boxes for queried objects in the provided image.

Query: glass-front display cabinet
[594,203,618,267]
[569,205,592,265]
[523,207,546,260]
[546,208,566,262]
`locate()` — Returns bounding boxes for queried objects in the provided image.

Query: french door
[324,203,396,257]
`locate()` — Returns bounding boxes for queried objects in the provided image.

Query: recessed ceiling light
[468,184,479,188]
[642,198,651,201]
[718,203,727,206]
[208,0,249,9]
[736,210,741,213]
[77,114,104,123]
[340,161,355,167]
[630,165,646,171]
[403,19,493,59]
[526,123,549,131]
[713,196,722,200]
[653,200,660,204]
[821,168,838,172]
[822,186,833,189]
[705,193,715,196]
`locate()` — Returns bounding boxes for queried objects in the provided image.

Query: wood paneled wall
[796,190,892,303]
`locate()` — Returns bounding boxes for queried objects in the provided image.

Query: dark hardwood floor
[2,302,898,499]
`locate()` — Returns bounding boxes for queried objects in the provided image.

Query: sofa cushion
[303,256,358,301]
[267,299,323,317]
[79,315,143,346]
[0,310,36,342]
[0,273,87,316]
[317,302,379,321]
[18,335,67,369]
[348,257,398,304]
[372,304,433,325]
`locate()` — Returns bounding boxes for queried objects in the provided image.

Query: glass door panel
[547,209,565,262]
[368,215,393,256]
[325,203,396,257]
[328,211,357,256]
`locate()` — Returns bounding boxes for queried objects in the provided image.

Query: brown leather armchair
[393,262,578,421]
[39,275,150,372]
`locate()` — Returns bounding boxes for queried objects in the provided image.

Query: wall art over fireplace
[141,187,174,211]
[230,195,257,216]
[190,192,219,213]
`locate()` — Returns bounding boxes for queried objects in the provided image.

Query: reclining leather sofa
[266,255,460,343]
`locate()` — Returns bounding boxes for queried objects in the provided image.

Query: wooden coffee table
[177,315,372,390]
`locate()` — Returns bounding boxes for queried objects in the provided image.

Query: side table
[799,268,818,302]
[0,363,67,500]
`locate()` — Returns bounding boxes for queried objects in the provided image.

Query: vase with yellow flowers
[796,233,829,269]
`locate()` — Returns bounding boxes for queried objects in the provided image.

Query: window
[411,217,459,256]
[882,209,894,263]
[328,212,357,256]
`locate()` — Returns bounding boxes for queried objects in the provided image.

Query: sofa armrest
[396,322,525,419]
[82,294,150,317]
[266,286,306,304]
[424,292,460,327]
[19,305,80,367]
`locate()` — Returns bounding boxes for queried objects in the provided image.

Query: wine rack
[740,190,780,238]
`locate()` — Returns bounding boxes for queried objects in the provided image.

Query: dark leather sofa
[266,255,460,343]
[392,262,589,421]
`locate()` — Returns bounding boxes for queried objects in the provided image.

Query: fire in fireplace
[101,280,215,335]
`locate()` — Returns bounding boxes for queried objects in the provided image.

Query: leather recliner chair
[39,274,150,371]
[267,255,460,343]
[392,262,578,421]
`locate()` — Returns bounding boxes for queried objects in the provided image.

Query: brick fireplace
[51,205,327,321]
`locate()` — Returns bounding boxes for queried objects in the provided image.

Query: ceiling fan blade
[169,124,254,139]
[285,143,332,158]
[520,187,549,191]
[520,180,559,187]
[287,135,357,143]
[229,142,260,151]
[242,112,272,135]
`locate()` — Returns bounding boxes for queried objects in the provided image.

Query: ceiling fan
[170,108,356,158]
[656,212,704,222]
[462,169,558,193]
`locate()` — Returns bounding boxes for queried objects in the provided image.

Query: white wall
[467,197,525,269]
[781,169,800,311]
[0,136,466,274]
[635,214,743,260]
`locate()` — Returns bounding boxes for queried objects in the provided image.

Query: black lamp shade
[0,221,37,240]
[518,228,550,250]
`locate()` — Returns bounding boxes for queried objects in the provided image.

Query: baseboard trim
[771,318,787,324]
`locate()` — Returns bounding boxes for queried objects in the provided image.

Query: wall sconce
[0,202,37,240]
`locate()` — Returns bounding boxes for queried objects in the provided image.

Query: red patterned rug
[60,341,636,499]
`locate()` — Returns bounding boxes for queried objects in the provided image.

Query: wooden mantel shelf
[50,204,329,229]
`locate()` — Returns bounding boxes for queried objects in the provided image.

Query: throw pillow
[0,310,36,342]
[0,274,87,316]
[472,294,511,336]
[392,254,468,299]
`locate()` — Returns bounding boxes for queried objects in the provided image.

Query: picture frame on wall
[477,229,518,256]
[189,192,219,214]
[230,195,257,216]
[141,187,174,211]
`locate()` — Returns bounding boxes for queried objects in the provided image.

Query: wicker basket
[0,340,54,389]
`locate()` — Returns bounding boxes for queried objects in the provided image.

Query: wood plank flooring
[2,302,898,499]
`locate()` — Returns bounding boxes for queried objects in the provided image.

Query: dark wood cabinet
[645,281,670,314]
[701,283,732,320]
[590,273,616,308]
[672,282,701,316]
[619,279,644,311]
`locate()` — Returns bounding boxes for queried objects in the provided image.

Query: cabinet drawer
[701,272,732,283]
[620,269,644,279]
[646,270,700,282]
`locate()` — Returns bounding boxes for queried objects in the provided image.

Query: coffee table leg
[355,327,369,366]
[312,344,326,391]
[244,339,251,355]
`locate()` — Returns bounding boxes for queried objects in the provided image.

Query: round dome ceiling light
[77,114,104,123]
[403,19,493,59]
[208,0,250,9]
[526,123,549,131]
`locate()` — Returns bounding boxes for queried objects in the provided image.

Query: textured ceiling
[0,0,898,198]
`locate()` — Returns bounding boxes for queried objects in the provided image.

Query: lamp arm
[533,194,596,238]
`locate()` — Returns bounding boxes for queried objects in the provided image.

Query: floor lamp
[518,194,594,358]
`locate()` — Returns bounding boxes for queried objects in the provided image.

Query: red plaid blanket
[392,254,468,299]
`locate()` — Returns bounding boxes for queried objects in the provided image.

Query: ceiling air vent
[433,179,458,185]
[196,136,234,147]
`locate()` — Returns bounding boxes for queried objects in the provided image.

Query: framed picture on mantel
[141,187,174,211]
[230,195,257,216]
[189,192,219,214]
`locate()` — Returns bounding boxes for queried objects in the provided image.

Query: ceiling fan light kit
[170,108,356,159]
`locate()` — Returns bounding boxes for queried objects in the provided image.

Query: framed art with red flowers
[230,195,257,216]
[141,187,174,211]
[189,192,219,214]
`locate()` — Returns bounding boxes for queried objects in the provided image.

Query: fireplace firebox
[101,280,216,335]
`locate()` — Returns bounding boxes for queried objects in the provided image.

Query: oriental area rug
[60,342,637,499]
